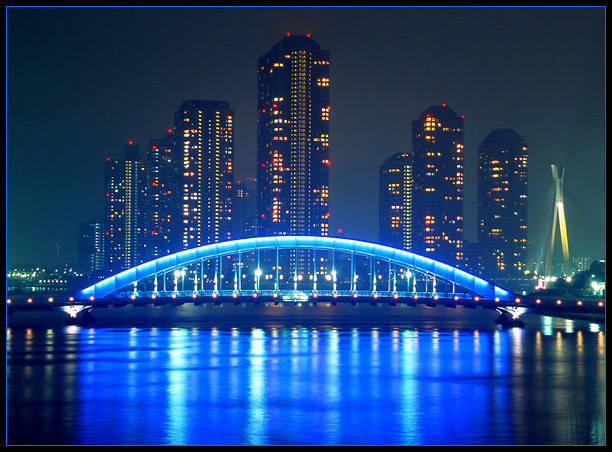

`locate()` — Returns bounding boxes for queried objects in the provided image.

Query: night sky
[7,7,605,268]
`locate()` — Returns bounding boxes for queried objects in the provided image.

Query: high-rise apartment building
[174,100,234,249]
[233,177,257,239]
[256,34,330,237]
[77,218,104,277]
[103,141,147,274]
[146,130,178,259]
[477,128,528,283]
[411,104,464,265]
[379,152,412,250]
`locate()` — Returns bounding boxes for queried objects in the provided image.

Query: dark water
[6,304,606,445]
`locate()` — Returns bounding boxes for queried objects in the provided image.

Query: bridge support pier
[494,307,525,328]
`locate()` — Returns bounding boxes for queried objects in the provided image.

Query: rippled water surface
[7,305,606,445]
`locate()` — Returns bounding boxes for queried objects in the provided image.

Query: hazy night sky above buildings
[7,6,605,267]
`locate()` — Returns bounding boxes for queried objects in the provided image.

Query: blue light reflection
[6,322,606,446]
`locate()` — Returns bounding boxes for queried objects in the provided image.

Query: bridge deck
[7,290,605,318]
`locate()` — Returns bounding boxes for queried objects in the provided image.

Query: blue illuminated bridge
[7,236,605,326]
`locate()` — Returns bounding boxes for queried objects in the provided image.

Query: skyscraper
[411,104,464,265]
[256,33,330,237]
[174,100,234,249]
[77,218,104,277]
[103,141,147,274]
[146,130,178,259]
[233,177,257,239]
[379,152,412,250]
[477,128,528,283]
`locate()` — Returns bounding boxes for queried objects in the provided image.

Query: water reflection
[247,328,266,445]
[7,316,605,446]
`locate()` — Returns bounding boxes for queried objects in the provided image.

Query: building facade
[256,34,330,237]
[145,130,178,259]
[103,141,147,274]
[233,177,257,239]
[77,218,104,277]
[411,104,465,265]
[477,128,528,284]
[174,100,234,249]
[379,152,412,250]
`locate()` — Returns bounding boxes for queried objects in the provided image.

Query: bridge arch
[79,236,514,301]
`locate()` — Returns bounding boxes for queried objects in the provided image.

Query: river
[6,304,606,445]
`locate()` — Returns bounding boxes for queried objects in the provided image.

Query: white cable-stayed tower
[545,164,569,274]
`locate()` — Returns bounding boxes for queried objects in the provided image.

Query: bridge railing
[105,289,476,302]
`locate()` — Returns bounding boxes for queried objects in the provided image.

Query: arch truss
[79,236,514,303]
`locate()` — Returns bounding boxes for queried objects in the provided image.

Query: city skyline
[7,7,605,267]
